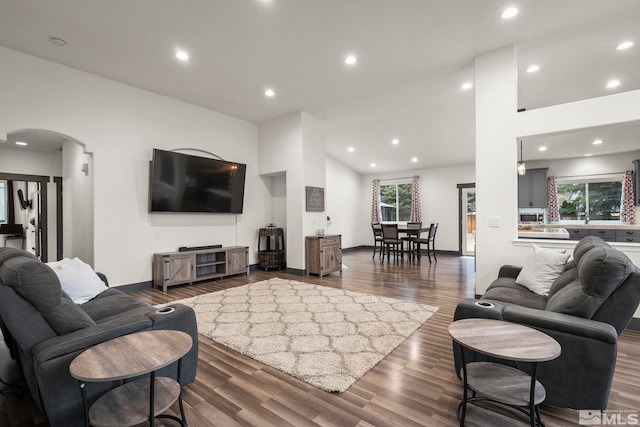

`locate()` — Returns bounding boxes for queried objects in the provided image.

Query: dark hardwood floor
[5,249,640,426]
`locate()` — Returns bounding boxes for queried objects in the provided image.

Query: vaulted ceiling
[0,0,638,173]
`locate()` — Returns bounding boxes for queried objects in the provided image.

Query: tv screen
[150,149,247,213]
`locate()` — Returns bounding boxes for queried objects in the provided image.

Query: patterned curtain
[371,179,382,223]
[547,176,560,222]
[410,175,422,222]
[621,170,636,223]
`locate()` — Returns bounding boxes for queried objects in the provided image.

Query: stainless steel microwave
[519,212,545,223]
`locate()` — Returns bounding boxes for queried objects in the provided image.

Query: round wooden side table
[70,329,193,427]
[448,318,561,427]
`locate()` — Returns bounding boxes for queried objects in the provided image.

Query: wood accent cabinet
[305,235,342,277]
[153,246,249,291]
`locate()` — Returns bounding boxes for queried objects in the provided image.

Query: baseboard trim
[286,268,306,276]
[117,264,262,293]
[628,318,640,331]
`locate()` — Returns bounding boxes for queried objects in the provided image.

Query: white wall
[301,112,327,241]
[0,146,62,176]
[325,156,365,249]
[259,112,304,269]
[359,163,476,252]
[62,140,93,264]
[0,46,267,286]
[525,150,640,178]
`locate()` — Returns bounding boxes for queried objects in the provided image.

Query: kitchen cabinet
[305,235,342,277]
[518,168,548,208]
[615,229,639,243]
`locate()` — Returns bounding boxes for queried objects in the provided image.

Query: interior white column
[474,47,518,294]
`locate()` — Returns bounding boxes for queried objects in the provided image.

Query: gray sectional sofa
[454,236,640,409]
[0,247,199,427]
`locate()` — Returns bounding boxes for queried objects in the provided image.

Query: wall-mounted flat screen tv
[149,149,247,213]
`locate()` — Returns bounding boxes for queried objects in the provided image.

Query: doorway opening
[458,183,475,256]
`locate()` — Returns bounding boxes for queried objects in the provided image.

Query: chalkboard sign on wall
[305,186,324,212]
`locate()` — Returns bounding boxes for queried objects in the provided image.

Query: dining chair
[400,222,422,259]
[381,224,403,262]
[371,223,384,259]
[414,223,438,263]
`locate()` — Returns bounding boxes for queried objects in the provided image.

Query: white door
[462,187,475,256]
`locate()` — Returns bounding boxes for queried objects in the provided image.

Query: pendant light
[517,140,526,176]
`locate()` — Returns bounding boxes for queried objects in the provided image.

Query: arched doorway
[0,129,93,263]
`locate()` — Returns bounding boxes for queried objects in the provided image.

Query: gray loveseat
[453,236,640,409]
[0,247,199,427]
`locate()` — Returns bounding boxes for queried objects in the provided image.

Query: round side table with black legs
[449,318,561,427]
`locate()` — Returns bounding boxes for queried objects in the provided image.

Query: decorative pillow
[516,244,571,296]
[47,257,108,304]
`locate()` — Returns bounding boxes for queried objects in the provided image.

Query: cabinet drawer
[615,229,640,242]
[567,229,588,240]
[320,236,341,247]
[589,229,615,241]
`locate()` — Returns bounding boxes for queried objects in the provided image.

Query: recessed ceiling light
[501,7,519,19]
[538,146,547,152]
[461,82,473,90]
[347,147,355,153]
[370,163,376,168]
[592,139,603,145]
[391,138,399,145]
[345,55,357,65]
[175,50,189,61]
[50,37,67,47]
[526,65,540,73]
[15,141,27,146]
[606,79,621,89]
[617,41,634,50]
[411,157,418,163]
[264,88,275,97]
[584,153,593,157]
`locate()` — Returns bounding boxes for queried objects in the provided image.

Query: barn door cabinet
[305,235,342,277]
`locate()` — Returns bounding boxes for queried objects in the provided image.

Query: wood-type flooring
[5,249,640,426]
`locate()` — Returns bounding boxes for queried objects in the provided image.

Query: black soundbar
[178,244,223,252]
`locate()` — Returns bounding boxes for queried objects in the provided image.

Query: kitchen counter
[519,223,640,243]
[534,223,640,230]
[518,227,570,239]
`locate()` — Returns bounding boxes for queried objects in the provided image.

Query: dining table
[396,224,430,258]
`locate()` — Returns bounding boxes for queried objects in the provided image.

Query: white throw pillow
[47,257,108,304]
[516,244,570,296]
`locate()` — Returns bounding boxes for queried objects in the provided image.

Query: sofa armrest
[503,306,618,344]
[32,313,152,364]
[498,265,522,279]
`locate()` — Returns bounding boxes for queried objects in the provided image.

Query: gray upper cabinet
[518,168,548,208]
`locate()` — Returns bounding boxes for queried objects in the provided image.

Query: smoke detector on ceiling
[50,37,67,47]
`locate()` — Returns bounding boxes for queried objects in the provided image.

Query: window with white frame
[380,182,412,222]
[557,175,623,221]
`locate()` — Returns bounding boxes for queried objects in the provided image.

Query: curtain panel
[410,175,422,223]
[621,170,636,223]
[371,179,381,223]
[547,176,560,222]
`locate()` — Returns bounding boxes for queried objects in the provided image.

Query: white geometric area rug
[162,277,439,392]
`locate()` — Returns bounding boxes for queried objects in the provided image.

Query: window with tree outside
[557,178,622,221]
[380,183,412,222]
